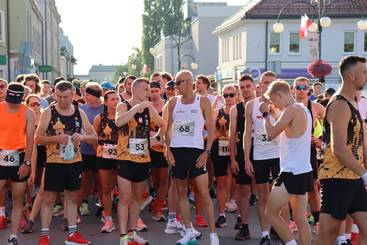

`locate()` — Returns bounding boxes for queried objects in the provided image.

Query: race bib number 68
[174,121,195,137]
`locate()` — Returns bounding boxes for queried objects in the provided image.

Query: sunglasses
[295,85,309,91]
[175,79,189,86]
[0,84,5,89]
[28,102,40,107]
[223,93,235,98]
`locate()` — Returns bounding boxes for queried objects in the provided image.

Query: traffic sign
[39,65,52,73]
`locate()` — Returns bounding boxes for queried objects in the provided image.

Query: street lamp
[180,54,198,71]
[273,0,367,59]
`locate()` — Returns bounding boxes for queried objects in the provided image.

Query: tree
[113,64,128,83]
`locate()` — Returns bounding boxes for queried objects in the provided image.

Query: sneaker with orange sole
[101,219,116,233]
[65,231,91,245]
[0,216,7,230]
[39,235,50,245]
[136,217,148,232]
[194,215,208,227]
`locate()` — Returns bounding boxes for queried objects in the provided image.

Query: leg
[129,181,145,230]
[216,176,228,215]
[99,169,116,217]
[10,181,27,234]
[238,185,251,224]
[316,213,342,245]
[80,170,93,205]
[309,180,321,222]
[64,190,79,227]
[192,173,216,233]
[29,169,45,221]
[117,176,132,235]
[175,178,191,229]
[290,194,311,245]
[257,183,270,232]
[265,184,293,242]
[40,191,57,230]
[167,178,178,214]
[351,212,367,245]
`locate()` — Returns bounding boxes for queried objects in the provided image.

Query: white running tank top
[252,97,280,160]
[170,95,205,149]
[280,103,313,174]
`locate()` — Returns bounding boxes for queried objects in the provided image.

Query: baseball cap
[165,80,175,89]
[101,81,115,91]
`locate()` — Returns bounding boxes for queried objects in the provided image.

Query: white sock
[219,213,225,217]
[337,235,347,245]
[210,233,218,238]
[0,206,5,217]
[261,230,269,237]
[345,233,351,240]
[285,240,297,245]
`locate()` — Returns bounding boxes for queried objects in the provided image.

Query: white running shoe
[180,223,202,239]
[177,229,197,245]
[165,219,183,234]
[210,233,220,245]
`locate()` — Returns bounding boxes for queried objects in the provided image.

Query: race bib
[174,121,195,137]
[254,131,278,146]
[129,138,148,155]
[0,150,20,167]
[102,144,117,159]
[218,140,230,156]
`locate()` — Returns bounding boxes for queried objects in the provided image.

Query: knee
[119,194,131,206]
[293,212,307,224]
[176,186,188,197]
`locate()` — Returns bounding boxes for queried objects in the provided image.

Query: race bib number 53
[174,121,195,137]
[129,138,148,155]
[0,150,20,167]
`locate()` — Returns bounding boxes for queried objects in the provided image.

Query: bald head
[175,70,194,81]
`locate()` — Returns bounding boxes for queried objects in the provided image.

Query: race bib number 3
[254,132,277,146]
[129,138,148,155]
[174,121,195,137]
[218,140,230,156]
[0,150,20,167]
[102,144,117,159]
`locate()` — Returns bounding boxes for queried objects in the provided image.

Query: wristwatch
[23,160,31,167]
[262,111,269,118]
[205,150,211,155]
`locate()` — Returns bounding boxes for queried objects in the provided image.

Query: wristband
[362,172,367,184]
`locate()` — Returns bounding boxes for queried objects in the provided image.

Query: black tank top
[236,102,245,155]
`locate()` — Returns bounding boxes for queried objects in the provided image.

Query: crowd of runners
[0,55,367,245]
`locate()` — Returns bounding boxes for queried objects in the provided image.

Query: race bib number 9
[174,121,195,137]
[0,150,20,167]
[218,140,230,156]
[102,144,117,159]
[129,138,148,155]
[254,132,278,146]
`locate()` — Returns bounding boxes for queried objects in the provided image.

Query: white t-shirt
[358,97,367,121]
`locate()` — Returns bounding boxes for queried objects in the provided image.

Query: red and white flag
[300,14,311,39]
[142,64,150,74]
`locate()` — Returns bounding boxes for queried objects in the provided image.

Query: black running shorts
[117,160,151,183]
[170,147,207,180]
[253,158,280,184]
[44,162,83,192]
[275,171,313,195]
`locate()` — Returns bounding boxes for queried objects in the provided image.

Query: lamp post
[273,0,367,60]
[179,54,198,71]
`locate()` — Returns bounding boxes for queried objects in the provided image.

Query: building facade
[89,65,117,82]
[60,28,76,79]
[214,0,367,91]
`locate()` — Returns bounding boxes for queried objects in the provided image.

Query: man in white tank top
[260,80,313,245]
[165,70,219,245]
[243,71,279,245]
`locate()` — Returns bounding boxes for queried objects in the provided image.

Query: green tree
[126,47,143,77]
[113,64,128,83]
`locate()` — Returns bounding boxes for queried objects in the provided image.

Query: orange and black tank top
[117,101,151,163]
[0,102,27,150]
[319,95,364,180]
[212,108,230,157]
[96,113,119,159]
[149,111,165,153]
[46,104,83,164]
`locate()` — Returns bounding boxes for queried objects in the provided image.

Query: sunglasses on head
[295,85,309,91]
[28,102,40,107]
[223,93,235,98]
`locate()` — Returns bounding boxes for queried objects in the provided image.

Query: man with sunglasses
[244,71,279,245]
[229,74,255,241]
[0,82,35,244]
[165,70,219,245]
[293,77,325,233]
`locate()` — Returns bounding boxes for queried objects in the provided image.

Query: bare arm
[149,105,166,137]
[24,108,36,161]
[329,100,366,176]
[79,110,97,144]
[229,106,237,162]
[92,114,101,151]
[164,97,177,148]
[264,108,294,140]
[202,97,214,152]
[244,101,253,163]
[35,108,64,145]
[115,101,151,127]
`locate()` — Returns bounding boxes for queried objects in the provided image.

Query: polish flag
[300,14,311,39]
[142,64,150,74]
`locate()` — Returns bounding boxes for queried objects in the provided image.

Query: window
[222,38,230,62]
[344,32,355,53]
[269,33,280,54]
[364,32,367,53]
[289,32,300,54]
[0,10,5,42]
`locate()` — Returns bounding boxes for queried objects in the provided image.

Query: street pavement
[1,199,306,245]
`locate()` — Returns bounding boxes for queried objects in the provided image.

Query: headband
[6,89,24,104]
[85,87,101,98]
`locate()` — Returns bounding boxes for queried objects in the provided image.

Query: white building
[213,0,367,90]
[89,65,117,82]
[151,1,239,76]
[60,28,76,79]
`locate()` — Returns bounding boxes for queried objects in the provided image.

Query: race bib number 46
[218,140,230,156]
[102,144,117,159]
[0,150,20,167]
[129,138,148,155]
[174,121,195,137]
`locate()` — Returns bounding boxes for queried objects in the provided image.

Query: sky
[55,0,248,75]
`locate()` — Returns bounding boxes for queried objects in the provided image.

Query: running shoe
[52,204,64,217]
[101,219,116,233]
[128,231,149,245]
[7,237,18,245]
[0,216,7,230]
[210,233,219,245]
[165,219,183,234]
[38,235,50,245]
[259,235,271,245]
[152,210,166,222]
[136,217,148,232]
[194,215,208,227]
[346,239,353,245]
[235,225,251,240]
[249,194,257,206]
[225,200,238,213]
[79,203,90,216]
[180,224,202,240]
[177,229,197,245]
[289,220,298,232]
[234,216,242,230]
[65,231,91,245]
[22,219,34,234]
[140,195,153,211]
[307,214,315,225]
[215,215,227,228]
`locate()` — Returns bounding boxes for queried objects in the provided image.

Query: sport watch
[262,111,269,118]
[23,160,31,167]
